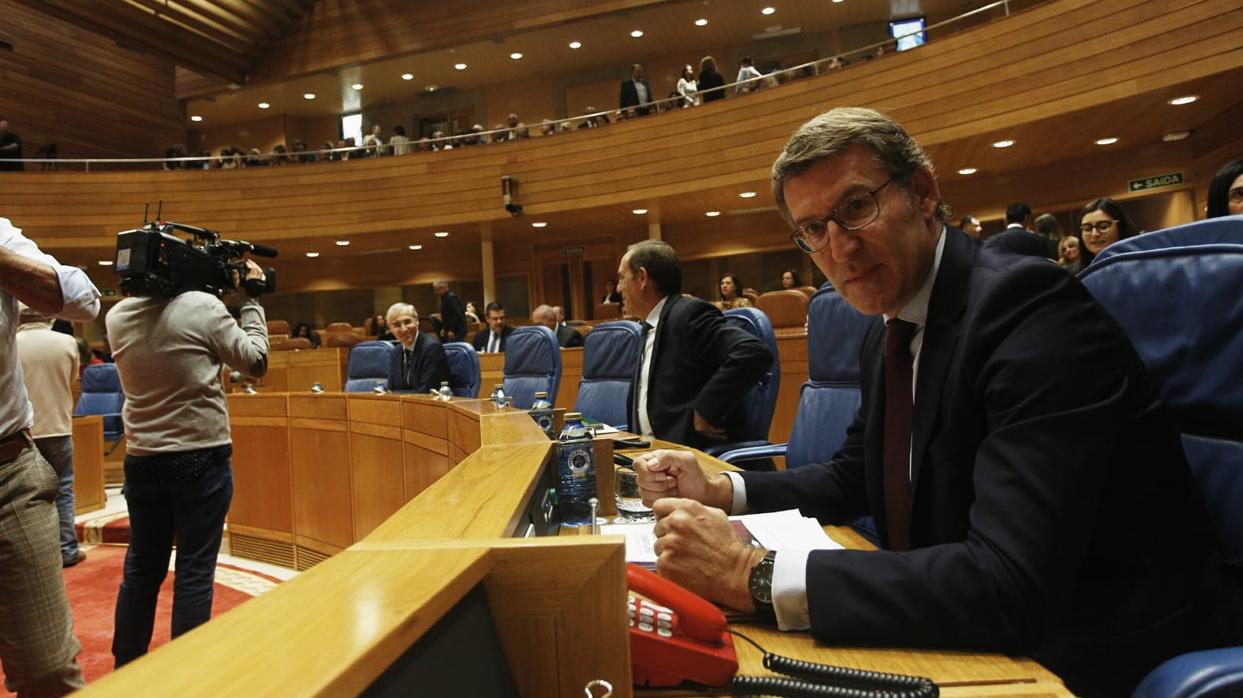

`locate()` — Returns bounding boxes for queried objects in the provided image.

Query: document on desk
[600,509,842,567]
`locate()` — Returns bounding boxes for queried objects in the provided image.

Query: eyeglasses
[1229,187,1243,203]
[790,177,896,254]
[1079,220,1117,234]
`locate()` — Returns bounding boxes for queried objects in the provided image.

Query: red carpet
[75,515,131,546]
[1,545,281,694]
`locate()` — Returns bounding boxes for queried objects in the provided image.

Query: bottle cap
[565,412,582,420]
[441,381,449,386]
[494,384,504,388]
[534,391,548,398]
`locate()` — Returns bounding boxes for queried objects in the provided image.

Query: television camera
[114,215,278,298]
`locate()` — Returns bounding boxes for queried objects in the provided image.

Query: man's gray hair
[386,302,418,321]
[532,304,556,322]
[432,279,449,290]
[771,107,949,224]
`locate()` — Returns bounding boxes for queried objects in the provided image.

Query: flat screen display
[890,17,927,51]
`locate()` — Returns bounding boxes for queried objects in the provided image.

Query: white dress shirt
[636,296,668,438]
[0,218,101,440]
[726,226,946,630]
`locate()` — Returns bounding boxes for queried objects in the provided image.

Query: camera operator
[0,217,96,697]
[106,257,269,668]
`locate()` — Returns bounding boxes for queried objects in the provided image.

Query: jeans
[112,446,233,668]
[0,435,85,697]
[33,436,80,563]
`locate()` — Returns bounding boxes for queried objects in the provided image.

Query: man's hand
[242,259,265,283]
[694,410,727,440]
[632,449,733,510]
[652,498,767,611]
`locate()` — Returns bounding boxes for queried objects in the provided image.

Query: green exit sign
[1128,171,1184,192]
[563,245,585,256]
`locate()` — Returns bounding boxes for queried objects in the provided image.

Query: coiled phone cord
[728,631,939,698]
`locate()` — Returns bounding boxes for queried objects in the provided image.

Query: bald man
[532,304,582,348]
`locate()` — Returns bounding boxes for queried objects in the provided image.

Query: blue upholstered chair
[575,320,642,429]
[1074,216,1243,698]
[343,340,398,393]
[718,285,874,471]
[699,307,781,461]
[443,341,480,398]
[74,363,125,441]
[502,325,562,409]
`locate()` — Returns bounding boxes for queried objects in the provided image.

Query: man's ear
[909,167,941,220]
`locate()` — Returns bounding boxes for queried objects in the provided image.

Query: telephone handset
[626,563,739,687]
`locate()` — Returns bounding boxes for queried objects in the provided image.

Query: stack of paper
[600,509,842,567]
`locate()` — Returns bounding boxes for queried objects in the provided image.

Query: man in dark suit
[634,108,1230,697]
[385,302,449,393]
[986,202,1058,259]
[618,64,654,117]
[532,304,582,348]
[471,301,514,353]
[618,241,772,450]
[432,279,467,342]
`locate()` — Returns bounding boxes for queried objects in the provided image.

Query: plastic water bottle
[489,383,507,407]
[530,391,555,439]
[556,411,595,525]
[436,381,453,401]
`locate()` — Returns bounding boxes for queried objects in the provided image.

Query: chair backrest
[786,284,876,469]
[266,320,290,335]
[722,307,780,442]
[344,341,398,393]
[443,342,481,398]
[797,285,818,298]
[325,332,363,348]
[594,302,621,321]
[755,289,809,330]
[74,363,125,438]
[502,325,562,409]
[575,321,642,429]
[271,337,312,351]
[1079,216,1243,566]
[325,322,354,334]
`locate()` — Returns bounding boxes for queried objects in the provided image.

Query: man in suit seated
[531,304,583,348]
[986,202,1057,260]
[471,301,514,353]
[618,241,772,450]
[385,302,449,393]
[633,107,1233,697]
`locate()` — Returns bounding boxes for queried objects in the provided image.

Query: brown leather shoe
[63,550,87,568]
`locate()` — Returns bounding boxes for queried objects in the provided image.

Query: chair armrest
[716,443,787,463]
[1132,646,1243,698]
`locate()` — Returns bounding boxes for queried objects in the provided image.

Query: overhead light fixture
[98,260,113,266]
[705,211,721,217]
[992,139,1015,149]
[762,7,776,15]
[454,63,467,70]
[190,115,203,122]
[257,102,270,109]
[695,18,709,27]
[1163,130,1191,142]
[425,85,438,92]
[531,221,547,228]
[305,252,320,258]
[401,73,414,81]
[434,231,450,238]
[351,83,363,90]
[510,52,523,60]
[408,244,423,250]
[739,191,757,199]
[569,41,582,49]
[1094,137,1119,146]
[957,167,978,175]
[631,208,648,215]
[1167,95,1198,106]
[832,0,844,3]
[335,240,350,246]
[303,93,316,100]
[630,30,644,38]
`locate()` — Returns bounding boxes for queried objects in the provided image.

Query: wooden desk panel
[262,348,349,393]
[479,352,504,397]
[70,415,106,515]
[400,396,452,501]
[555,347,583,410]
[227,394,294,566]
[346,395,406,540]
[289,395,353,564]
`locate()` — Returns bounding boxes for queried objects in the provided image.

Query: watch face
[749,553,775,606]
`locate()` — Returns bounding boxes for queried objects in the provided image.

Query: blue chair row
[344,340,481,397]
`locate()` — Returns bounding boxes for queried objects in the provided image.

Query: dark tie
[883,319,917,551]
[632,322,653,432]
[404,349,417,388]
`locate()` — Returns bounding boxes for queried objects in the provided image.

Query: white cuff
[771,549,811,631]
[724,471,748,515]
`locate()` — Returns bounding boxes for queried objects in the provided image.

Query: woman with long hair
[697,56,726,103]
[1075,197,1139,266]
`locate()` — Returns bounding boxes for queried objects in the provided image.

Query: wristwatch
[748,550,777,613]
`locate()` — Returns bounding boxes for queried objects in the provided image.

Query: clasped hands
[632,449,767,612]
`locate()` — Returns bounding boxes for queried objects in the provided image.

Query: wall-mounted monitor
[889,16,927,51]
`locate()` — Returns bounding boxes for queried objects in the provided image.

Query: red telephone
[625,563,738,687]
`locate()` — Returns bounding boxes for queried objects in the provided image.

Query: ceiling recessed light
[434,231,450,238]
[630,29,644,38]
[305,252,319,258]
[568,41,582,49]
[303,93,316,100]
[957,167,978,175]
[1163,130,1191,142]
[408,244,423,250]
[257,102,270,109]
[190,115,203,122]
[739,191,757,199]
[631,208,648,215]
[1094,137,1119,146]
[335,240,350,246]
[1168,95,1198,106]
[401,73,414,81]
[832,0,844,3]
[705,211,721,217]
[992,139,1015,149]
[425,85,438,92]
[531,221,547,228]
[351,83,363,90]
[454,63,467,70]
[98,260,113,266]
[694,18,709,26]
[762,6,776,15]
[509,52,523,60]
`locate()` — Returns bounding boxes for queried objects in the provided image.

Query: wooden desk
[257,347,350,393]
[70,415,106,514]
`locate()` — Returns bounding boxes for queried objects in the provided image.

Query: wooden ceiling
[12,0,317,85]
